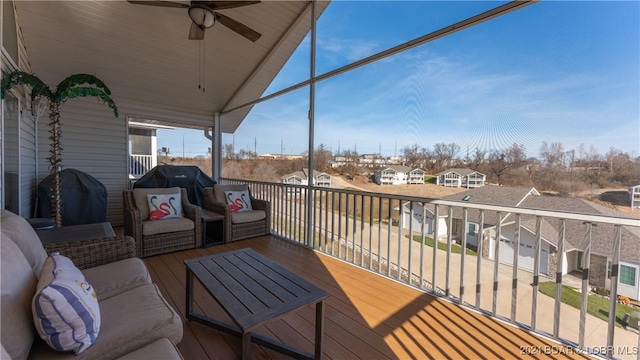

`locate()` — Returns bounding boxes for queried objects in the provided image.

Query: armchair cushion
[230,210,266,224]
[213,184,251,204]
[133,187,182,221]
[142,217,194,236]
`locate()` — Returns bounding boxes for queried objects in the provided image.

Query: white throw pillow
[146,193,182,220]
[224,190,253,213]
[32,253,100,354]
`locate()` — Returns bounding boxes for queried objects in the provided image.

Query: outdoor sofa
[0,209,184,359]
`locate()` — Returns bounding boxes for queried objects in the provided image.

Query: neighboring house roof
[379,165,413,173]
[281,168,329,180]
[436,168,485,176]
[516,196,640,261]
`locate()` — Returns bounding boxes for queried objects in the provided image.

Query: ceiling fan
[127,1,261,41]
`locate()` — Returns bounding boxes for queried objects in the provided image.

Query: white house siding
[19,111,36,218]
[38,99,128,226]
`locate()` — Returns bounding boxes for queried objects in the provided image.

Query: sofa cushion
[1,235,38,360]
[1,209,47,276]
[116,338,184,360]
[81,258,151,301]
[142,217,194,236]
[146,193,183,220]
[230,210,266,224]
[33,254,101,354]
[133,187,182,221]
[29,283,183,360]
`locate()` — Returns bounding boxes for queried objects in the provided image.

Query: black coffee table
[185,248,329,360]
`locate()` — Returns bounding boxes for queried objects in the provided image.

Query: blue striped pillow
[32,253,100,354]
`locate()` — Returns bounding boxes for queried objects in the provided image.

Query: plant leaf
[0,71,54,100]
[57,87,119,117]
[55,74,112,100]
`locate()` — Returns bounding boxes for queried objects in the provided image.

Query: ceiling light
[188,5,215,29]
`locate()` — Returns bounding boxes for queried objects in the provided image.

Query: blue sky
[159,1,640,159]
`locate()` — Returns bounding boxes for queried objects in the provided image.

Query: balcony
[119,178,638,358]
[145,236,592,359]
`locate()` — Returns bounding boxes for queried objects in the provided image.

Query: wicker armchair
[203,185,271,243]
[123,187,202,257]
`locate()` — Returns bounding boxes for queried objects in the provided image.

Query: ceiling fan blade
[198,1,260,10]
[127,0,189,8]
[215,12,261,42]
[189,22,205,40]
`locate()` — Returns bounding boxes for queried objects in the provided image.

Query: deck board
[143,235,586,360]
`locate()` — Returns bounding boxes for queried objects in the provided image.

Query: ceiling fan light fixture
[188,4,215,29]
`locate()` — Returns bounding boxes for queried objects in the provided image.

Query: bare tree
[539,141,565,167]
[471,148,486,170]
[314,144,332,172]
[505,143,526,168]
[487,152,510,185]
[402,144,421,168]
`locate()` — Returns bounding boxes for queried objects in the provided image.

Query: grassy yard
[410,235,477,256]
[538,282,637,328]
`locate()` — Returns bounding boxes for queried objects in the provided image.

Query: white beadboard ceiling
[14,0,328,133]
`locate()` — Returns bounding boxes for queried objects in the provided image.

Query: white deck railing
[130,154,155,179]
[221,178,640,359]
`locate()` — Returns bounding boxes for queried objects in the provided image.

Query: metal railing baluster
[493,212,502,316]
[531,216,542,331]
[511,214,521,323]
[579,222,593,350]
[475,210,484,310]
[606,225,621,359]
[553,219,565,339]
[460,208,468,304]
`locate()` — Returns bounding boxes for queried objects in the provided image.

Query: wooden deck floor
[144,235,586,360]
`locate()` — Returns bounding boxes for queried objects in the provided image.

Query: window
[468,223,477,236]
[620,265,637,286]
[608,262,637,286]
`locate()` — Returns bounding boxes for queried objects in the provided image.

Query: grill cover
[133,165,216,208]
[37,168,108,226]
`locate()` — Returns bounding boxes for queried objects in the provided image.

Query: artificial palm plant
[1,71,118,227]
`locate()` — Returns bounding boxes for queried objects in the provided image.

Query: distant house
[436,168,485,188]
[629,185,640,208]
[281,168,331,187]
[128,121,175,180]
[374,165,424,185]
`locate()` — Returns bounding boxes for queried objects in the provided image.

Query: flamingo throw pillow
[224,190,253,213]
[146,193,183,220]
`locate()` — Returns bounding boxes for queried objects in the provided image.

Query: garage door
[498,238,548,274]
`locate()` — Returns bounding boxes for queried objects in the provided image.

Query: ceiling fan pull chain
[202,40,206,92]
[198,41,202,90]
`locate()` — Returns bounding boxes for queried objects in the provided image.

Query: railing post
[606,225,621,359]
[492,212,502,316]
[475,211,485,310]
[553,219,566,339]
[460,208,468,304]
[511,214,521,323]
[531,216,542,331]
[432,204,440,293]
[579,222,593,350]
[445,206,453,297]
